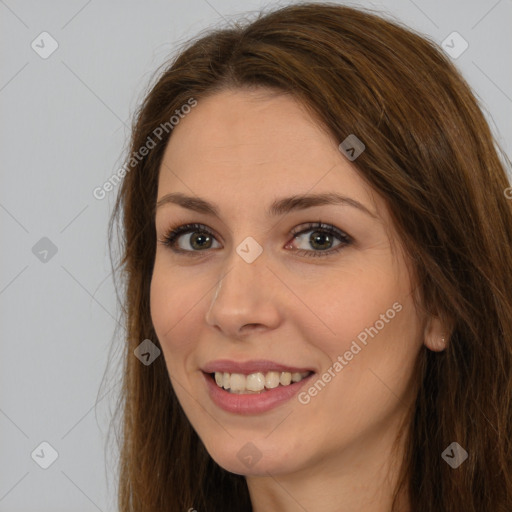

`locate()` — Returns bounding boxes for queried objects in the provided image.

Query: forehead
[163,89,332,170]
[157,88,383,221]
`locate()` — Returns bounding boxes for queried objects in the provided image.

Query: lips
[202,370,315,414]
[201,359,315,375]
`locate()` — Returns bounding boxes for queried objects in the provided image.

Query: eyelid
[158,221,353,257]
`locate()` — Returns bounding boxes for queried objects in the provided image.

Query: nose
[204,246,282,338]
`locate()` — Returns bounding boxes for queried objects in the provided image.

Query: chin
[204,438,302,476]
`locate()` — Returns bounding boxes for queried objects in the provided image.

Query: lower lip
[202,371,315,415]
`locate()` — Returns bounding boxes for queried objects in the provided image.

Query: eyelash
[157,221,352,258]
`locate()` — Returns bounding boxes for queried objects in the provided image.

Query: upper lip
[202,359,315,375]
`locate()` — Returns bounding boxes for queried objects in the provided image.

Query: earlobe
[423,315,450,352]
[425,333,447,352]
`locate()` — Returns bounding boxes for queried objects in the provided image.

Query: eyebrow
[155,192,378,219]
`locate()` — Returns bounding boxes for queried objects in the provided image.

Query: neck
[245,416,411,512]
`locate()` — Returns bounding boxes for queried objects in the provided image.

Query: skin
[150,88,447,512]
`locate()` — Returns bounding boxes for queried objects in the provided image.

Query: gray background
[1,0,511,510]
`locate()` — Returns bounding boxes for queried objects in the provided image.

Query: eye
[158,223,220,255]
[288,222,352,257]
[157,221,352,258]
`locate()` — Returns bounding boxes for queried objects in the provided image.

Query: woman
[104,3,512,510]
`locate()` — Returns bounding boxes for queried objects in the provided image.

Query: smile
[202,370,315,414]
[213,370,312,393]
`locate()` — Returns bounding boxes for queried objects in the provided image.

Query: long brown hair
[102,2,512,510]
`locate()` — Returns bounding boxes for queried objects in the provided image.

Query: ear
[423,314,450,352]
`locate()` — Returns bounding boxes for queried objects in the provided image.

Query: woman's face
[150,88,434,478]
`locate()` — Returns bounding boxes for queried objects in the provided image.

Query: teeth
[230,373,246,392]
[246,372,265,391]
[265,371,280,389]
[279,372,292,386]
[291,372,303,382]
[213,370,311,393]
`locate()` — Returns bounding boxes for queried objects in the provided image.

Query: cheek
[150,266,172,339]
[149,262,202,358]
[306,262,409,357]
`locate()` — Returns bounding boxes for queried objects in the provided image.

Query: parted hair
[103,3,512,510]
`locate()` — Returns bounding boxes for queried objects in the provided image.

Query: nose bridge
[205,240,279,333]
[209,242,266,309]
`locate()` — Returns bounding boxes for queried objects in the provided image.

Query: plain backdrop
[1,0,511,510]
